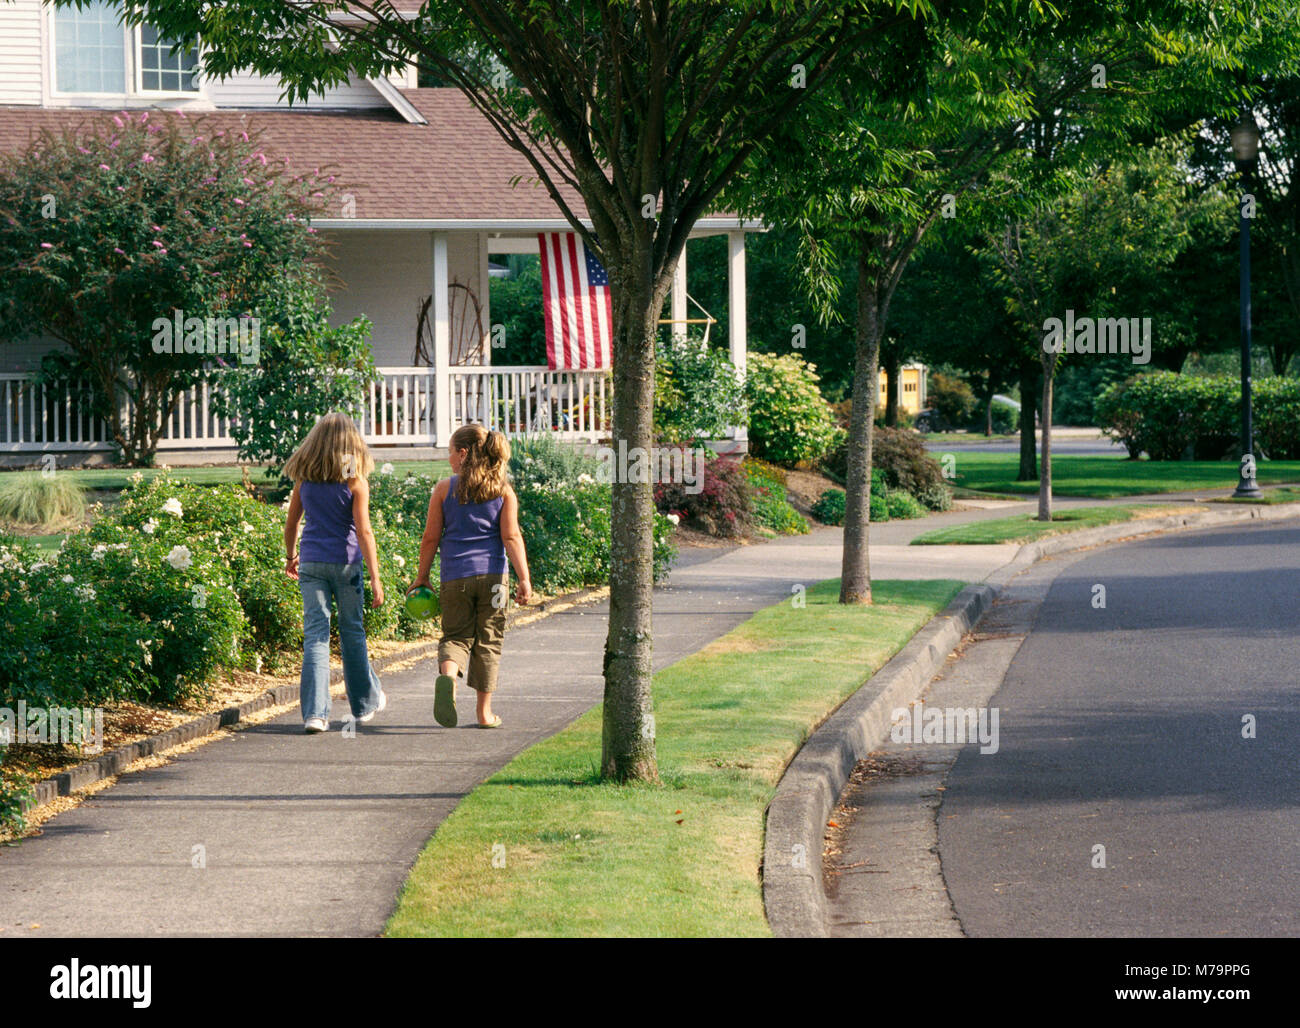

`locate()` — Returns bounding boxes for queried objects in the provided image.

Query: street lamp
[1230,111,1262,498]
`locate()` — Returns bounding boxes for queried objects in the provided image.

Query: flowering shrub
[744,352,843,466]
[0,532,245,710]
[0,110,337,464]
[98,473,302,664]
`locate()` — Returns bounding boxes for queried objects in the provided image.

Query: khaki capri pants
[437,573,508,693]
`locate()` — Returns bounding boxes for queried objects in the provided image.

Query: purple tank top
[440,475,507,581]
[299,480,360,565]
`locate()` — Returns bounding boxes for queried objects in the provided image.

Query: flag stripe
[538,232,611,370]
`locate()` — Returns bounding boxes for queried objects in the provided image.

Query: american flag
[538,232,612,369]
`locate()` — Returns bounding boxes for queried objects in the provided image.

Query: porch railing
[0,366,611,454]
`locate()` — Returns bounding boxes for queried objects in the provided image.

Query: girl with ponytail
[408,424,531,728]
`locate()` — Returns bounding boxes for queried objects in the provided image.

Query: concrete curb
[762,500,1300,937]
[17,582,610,814]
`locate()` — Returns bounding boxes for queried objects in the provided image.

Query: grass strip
[385,577,964,937]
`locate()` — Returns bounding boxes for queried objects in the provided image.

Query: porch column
[728,230,748,442]
[478,231,492,366]
[432,231,452,446]
[671,244,688,342]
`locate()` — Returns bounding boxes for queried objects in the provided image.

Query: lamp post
[1230,112,1262,498]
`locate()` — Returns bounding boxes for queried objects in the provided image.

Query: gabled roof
[0,89,750,230]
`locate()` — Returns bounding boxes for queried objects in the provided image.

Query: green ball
[405,585,437,620]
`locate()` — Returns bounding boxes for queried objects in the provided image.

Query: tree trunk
[883,350,901,428]
[601,264,660,783]
[1017,362,1038,481]
[1038,358,1056,521]
[840,250,880,605]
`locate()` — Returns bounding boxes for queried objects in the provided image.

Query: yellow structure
[877,364,928,415]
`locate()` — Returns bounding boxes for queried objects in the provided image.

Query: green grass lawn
[910,503,1190,545]
[921,431,1018,444]
[945,452,1300,498]
[384,577,965,937]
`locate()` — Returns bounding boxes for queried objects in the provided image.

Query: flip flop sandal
[434,674,458,727]
[478,716,503,729]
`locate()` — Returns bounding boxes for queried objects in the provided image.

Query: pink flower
[256,153,267,166]
[239,130,248,142]
[140,112,149,123]
[112,115,124,127]
[242,241,252,248]
[242,177,253,186]
[151,224,162,232]
[40,242,53,249]
[152,241,165,249]
[141,153,154,163]
[99,163,110,171]
[77,146,90,154]
[233,198,245,206]
[113,247,125,255]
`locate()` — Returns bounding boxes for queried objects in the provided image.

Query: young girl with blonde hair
[409,424,531,728]
[283,412,387,733]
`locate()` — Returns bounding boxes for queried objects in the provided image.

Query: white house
[0,0,756,459]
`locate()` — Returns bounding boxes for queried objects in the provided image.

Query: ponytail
[451,424,510,504]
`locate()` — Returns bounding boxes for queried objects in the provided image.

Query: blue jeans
[298,561,383,722]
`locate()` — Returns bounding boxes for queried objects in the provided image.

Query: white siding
[204,68,387,109]
[0,335,67,373]
[324,230,481,366]
[0,0,44,105]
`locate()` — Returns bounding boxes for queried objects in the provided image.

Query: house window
[52,1,199,97]
[138,24,199,93]
[54,1,127,94]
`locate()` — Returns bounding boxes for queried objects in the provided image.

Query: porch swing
[657,291,717,345]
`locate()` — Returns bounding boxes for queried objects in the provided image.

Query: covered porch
[0,221,752,459]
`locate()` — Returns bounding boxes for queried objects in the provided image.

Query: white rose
[142,519,157,535]
[577,473,595,485]
[92,545,108,560]
[61,574,75,583]
[667,514,680,526]
[240,521,254,534]
[394,555,406,568]
[380,462,395,475]
[75,584,96,602]
[165,545,193,570]
[162,498,183,518]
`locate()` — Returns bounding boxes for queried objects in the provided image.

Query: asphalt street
[938,518,1300,936]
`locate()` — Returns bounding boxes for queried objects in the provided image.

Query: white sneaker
[359,690,387,724]
[304,717,329,734]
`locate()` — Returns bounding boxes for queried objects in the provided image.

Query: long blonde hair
[451,424,510,504]
[283,412,375,483]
